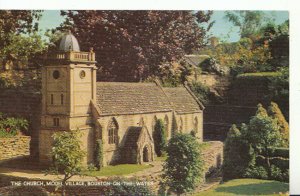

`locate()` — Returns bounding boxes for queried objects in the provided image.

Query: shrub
[268,102,289,146]
[190,130,196,137]
[223,124,255,180]
[163,133,204,195]
[270,157,289,171]
[188,81,212,105]
[153,119,167,157]
[225,104,289,182]
[245,103,282,149]
[199,57,230,75]
[270,165,289,182]
[95,139,104,170]
[243,104,282,177]
[0,115,28,137]
[255,155,289,175]
[46,130,86,196]
[244,166,268,180]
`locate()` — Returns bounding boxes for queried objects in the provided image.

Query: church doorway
[143,145,150,162]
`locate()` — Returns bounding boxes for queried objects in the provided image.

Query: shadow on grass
[0,156,48,170]
[215,181,289,195]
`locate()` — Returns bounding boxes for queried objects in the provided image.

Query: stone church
[39,32,204,166]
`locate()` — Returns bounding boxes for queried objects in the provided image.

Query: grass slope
[83,164,152,177]
[195,179,288,196]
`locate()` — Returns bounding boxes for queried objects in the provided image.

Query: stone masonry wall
[0,90,41,159]
[0,136,30,161]
[96,111,203,166]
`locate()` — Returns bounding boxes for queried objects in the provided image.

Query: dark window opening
[61,94,64,105]
[53,118,60,127]
[51,94,54,105]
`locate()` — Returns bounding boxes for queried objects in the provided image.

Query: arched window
[164,115,169,137]
[108,118,118,144]
[194,117,198,133]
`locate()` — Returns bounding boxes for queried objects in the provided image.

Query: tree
[163,133,204,195]
[47,130,85,196]
[0,10,41,44]
[223,124,255,180]
[0,11,43,65]
[268,102,289,146]
[59,10,213,81]
[0,33,46,66]
[259,20,289,68]
[244,104,282,177]
[0,11,46,91]
[213,38,272,74]
[153,119,167,157]
[224,11,271,38]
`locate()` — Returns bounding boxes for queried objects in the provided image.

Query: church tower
[39,32,97,164]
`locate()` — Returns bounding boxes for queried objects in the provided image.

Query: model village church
[39,32,204,166]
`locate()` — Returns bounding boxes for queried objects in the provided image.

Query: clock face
[80,70,86,79]
[53,70,60,79]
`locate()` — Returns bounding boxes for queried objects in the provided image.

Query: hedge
[256,156,289,171]
[272,148,289,158]
[233,72,281,86]
[270,157,289,170]
[236,72,281,79]
[258,147,289,159]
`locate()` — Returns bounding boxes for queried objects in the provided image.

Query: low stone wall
[0,89,41,159]
[0,136,30,161]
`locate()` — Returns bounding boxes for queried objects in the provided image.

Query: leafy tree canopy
[224,11,272,38]
[58,10,213,81]
[163,133,204,195]
[0,10,45,68]
[47,130,85,196]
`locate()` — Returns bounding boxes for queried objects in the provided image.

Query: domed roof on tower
[59,31,80,52]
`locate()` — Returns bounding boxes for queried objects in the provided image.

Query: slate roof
[96,82,173,116]
[96,82,203,116]
[163,87,204,114]
[184,54,210,67]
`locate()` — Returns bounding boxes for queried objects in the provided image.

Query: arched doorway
[143,145,150,162]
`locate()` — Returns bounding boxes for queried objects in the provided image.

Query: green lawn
[83,164,153,177]
[195,179,289,196]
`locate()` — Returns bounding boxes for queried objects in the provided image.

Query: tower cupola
[59,31,80,52]
[45,31,96,64]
